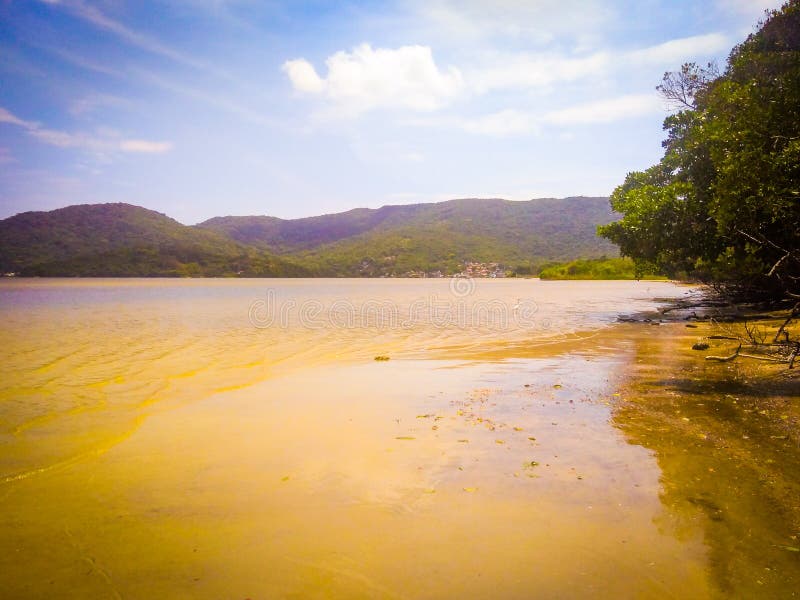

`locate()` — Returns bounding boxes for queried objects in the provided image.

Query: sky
[0,0,785,224]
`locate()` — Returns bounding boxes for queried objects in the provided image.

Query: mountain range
[0,197,619,277]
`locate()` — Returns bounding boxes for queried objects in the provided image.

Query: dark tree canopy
[599,0,800,300]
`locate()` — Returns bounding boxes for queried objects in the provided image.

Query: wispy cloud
[715,0,785,18]
[466,51,611,94]
[465,32,731,95]
[0,105,172,154]
[41,0,205,69]
[133,69,282,128]
[457,109,540,136]
[413,0,614,44]
[542,93,663,125]
[36,0,241,84]
[69,93,134,116]
[410,93,663,137]
[48,46,125,77]
[0,107,37,128]
[28,43,277,129]
[626,33,731,66]
[118,139,173,153]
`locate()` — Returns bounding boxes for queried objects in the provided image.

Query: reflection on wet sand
[610,320,800,598]
[1,357,714,598]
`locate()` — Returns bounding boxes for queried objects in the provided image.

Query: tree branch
[706,344,741,362]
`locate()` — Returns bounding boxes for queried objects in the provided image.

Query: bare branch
[735,228,791,254]
[768,251,792,276]
[774,301,800,343]
[657,62,719,110]
[706,344,741,362]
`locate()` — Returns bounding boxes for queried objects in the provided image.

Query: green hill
[199,197,619,276]
[0,203,309,277]
[0,197,619,277]
[198,204,429,253]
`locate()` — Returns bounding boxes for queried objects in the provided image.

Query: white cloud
[283,44,464,115]
[283,59,325,93]
[543,94,663,125]
[0,105,173,155]
[284,29,733,122]
[118,140,173,154]
[626,33,731,66]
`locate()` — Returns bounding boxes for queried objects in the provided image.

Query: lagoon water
[1,279,797,598]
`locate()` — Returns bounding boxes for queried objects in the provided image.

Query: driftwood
[703,314,800,369]
[706,344,741,362]
[773,301,800,343]
[659,299,730,315]
[681,229,800,370]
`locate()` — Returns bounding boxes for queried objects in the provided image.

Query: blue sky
[0,0,784,224]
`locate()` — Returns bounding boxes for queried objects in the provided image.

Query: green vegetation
[538,257,666,280]
[1,197,618,277]
[201,197,619,277]
[0,203,310,277]
[598,2,800,301]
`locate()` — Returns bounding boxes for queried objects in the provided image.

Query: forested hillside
[0,196,618,277]
[200,197,619,276]
[0,203,309,277]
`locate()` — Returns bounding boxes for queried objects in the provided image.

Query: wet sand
[1,280,798,598]
[609,318,800,598]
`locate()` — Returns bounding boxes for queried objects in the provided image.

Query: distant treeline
[538,257,666,280]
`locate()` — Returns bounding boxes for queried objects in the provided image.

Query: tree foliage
[538,256,665,280]
[599,1,800,299]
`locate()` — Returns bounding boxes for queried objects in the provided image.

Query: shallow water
[0,278,682,485]
[1,278,797,598]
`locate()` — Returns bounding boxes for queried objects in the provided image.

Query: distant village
[399,262,508,278]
